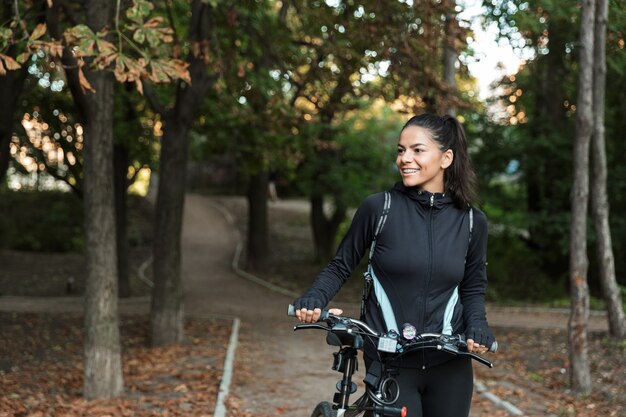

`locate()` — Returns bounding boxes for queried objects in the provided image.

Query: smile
[402,169,419,174]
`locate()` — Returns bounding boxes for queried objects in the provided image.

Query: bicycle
[287,304,497,417]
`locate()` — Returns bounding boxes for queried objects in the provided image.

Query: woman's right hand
[295,307,322,323]
[293,296,324,322]
[295,307,343,323]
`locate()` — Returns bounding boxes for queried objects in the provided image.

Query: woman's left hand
[465,324,495,354]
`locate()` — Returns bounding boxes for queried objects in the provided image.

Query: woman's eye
[397,148,404,154]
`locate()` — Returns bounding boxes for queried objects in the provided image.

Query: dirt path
[181,194,362,416]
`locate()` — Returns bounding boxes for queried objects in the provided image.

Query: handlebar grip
[287,304,330,321]
[372,404,407,417]
[287,304,297,317]
[459,334,498,353]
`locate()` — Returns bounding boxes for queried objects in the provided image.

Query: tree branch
[140,80,168,115]
[46,1,89,119]
[164,0,180,46]
[58,0,81,26]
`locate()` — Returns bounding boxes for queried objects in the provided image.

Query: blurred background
[0,0,625,406]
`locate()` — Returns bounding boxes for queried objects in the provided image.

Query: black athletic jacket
[297,182,492,368]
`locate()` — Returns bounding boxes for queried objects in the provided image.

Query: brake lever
[294,323,330,332]
[440,342,493,368]
[462,351,493,368]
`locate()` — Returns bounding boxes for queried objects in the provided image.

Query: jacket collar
[392,181,453,209]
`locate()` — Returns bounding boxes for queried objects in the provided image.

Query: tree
[0,59,27,184]
[480,0,620,298]
[148,0,218,346]
[441,0,459,116]
[1,0,191,396]
[41,0,124,398]
[569,0,595,395]
[113,82,157,298]
[590,0,626,339]
[227,2,294,271]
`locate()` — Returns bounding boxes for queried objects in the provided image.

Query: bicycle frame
[319,336,404,417]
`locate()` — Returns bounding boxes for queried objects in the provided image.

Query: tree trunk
[568,0,595,395]
[82,0,123,398]
[310,195,346,262]
[149,0,215,346]
[114,144,131,298]
[0,1,31,183]
[441,2,457,116]
[0,50,28,184]
[590,0,626,339]
[151,119,188,346]
[246,171,269,271]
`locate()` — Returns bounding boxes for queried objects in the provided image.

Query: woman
[293,113,495,417]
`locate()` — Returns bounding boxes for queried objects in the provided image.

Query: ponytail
[401,114,478,208]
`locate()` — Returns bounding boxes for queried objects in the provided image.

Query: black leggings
[388,356,473,417]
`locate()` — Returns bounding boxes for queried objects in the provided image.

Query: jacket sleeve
[459,208,490,329]
[296,193,383,307]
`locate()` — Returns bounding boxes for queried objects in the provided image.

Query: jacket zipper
[421,193,435,369]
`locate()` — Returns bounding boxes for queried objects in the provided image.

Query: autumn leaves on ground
[2,315,625,417]
[0,313,231,417]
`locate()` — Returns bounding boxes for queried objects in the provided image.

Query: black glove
[293,296,324,311]
[465,323,495,349]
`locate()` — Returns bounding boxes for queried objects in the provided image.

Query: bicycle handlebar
[287,304,497,367]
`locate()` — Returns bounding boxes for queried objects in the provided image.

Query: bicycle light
[401,323,417,340]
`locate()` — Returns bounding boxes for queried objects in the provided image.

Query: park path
[180,194,346,416]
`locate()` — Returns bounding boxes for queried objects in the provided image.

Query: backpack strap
[465,206,473,263]
[361,191,390,318]
[368,191,391,263]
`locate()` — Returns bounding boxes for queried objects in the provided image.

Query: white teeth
[403,169,419,173]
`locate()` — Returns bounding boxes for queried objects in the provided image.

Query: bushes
[0,190,153,253]
[0,191,84,252]
[486,228,566,303]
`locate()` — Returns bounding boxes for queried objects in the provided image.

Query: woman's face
[396,126,453,192]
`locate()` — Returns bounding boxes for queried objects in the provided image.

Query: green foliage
[486,229,565,303]
[0,0,189,93]
[0,27,12,50]
[2,0,625,308]
[113,82,159,172]
[0,190,153,253]
[296,103,403,210]
[0,190,84,252]
[478,0,626,294]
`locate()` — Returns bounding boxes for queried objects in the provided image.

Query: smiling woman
[293,113,494,417]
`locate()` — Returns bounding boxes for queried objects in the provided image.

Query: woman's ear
[441,149,454,169]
